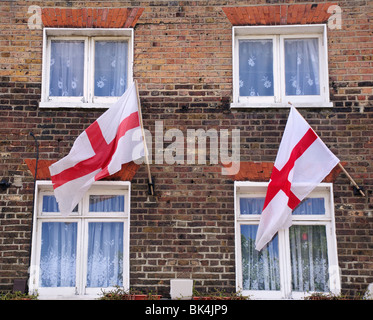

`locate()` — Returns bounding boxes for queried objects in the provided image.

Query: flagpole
[337,163,365,197]
[288,101,365,197]
[135,80,154,196]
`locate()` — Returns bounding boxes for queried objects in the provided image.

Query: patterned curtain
[49,40,84,97]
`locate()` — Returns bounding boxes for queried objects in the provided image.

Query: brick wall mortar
[0,0,372,298]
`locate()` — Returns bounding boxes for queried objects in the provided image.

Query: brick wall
[0,0,372,298]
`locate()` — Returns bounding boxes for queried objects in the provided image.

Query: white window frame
[232,24,332,109]
[29,180,131,300]
[40,28,134,109]
[234,181,340,300]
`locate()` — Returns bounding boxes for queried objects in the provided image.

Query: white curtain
[94,41,128,97]
[241,225,280,291]
[86,222,124,288]
[49,40,84,97]
[42,195,60,212]
[293,197,325,215]
[40,195,124,288]
[42,195,78,213]
[239,39,274,97]
[40,222,77,287]
[89,195,124,212]
[240,197,265,215]
[285,38,320,96]
[290,225,329,292]
[240,198,328,291]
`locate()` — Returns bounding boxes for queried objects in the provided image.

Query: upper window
[40,28,133,108]
[232,25,332,108]
[235,182,340,299]
[29,181,130,299]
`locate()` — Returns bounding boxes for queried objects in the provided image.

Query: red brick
[24,159,140,181]
[223,3,337,26]
[41,8,144,29]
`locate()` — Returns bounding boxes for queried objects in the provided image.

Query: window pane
[241,225,280,291]
[87,222,124,287]
[40,222,77,287]
[293,198,325,215]
[240,198,265,215]
[42,195,59,212]
[49,40,84,97]
[285,38,320,96]
[95,41,128,97]
[89,195,125,212]
[42,195,78,213]
[290,225,329,292]
[239,39,274,97]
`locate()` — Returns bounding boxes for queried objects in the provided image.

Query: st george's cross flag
[49,82,145,215]
[255,106,339,251]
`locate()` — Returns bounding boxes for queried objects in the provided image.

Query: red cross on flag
[255,106,339,251]
[49,82,145,215]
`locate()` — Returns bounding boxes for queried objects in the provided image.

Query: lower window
[235,182,340,299]
[29,181,130,299]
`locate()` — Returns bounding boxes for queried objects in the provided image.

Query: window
[40,28,133,108]
[29,181,130,299]
[232,25,332,108]
[235,182,340,299]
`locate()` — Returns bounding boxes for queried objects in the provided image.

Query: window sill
[39,101,114,109]
[230,101,333,109]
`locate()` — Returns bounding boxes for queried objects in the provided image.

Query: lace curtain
[86,222,124,287]
[94,41,128,97]
[241,225,280,291]
[285,38,320,96]
[39,195,124,288]
[290,225,329,292]
[240,198,329,292]
[40,222,77,287]
[238,38,320,97]
[239,39,274,97]
[49,40,85,97]
[49,40,128,98]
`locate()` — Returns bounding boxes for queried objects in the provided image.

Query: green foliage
[304,292,363,300]
[0,291,38,300]
[98,286,161,300]
[192,288,250,300]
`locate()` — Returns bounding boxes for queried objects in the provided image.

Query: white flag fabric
[49,82,145,215]
[255,106,339,251]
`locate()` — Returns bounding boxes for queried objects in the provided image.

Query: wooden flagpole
[288,101,365,197]
[337,163,365,197]
[135,80,154,196]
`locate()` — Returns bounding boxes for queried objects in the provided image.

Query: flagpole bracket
[353,185,365,197]
[148,178,155,196]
